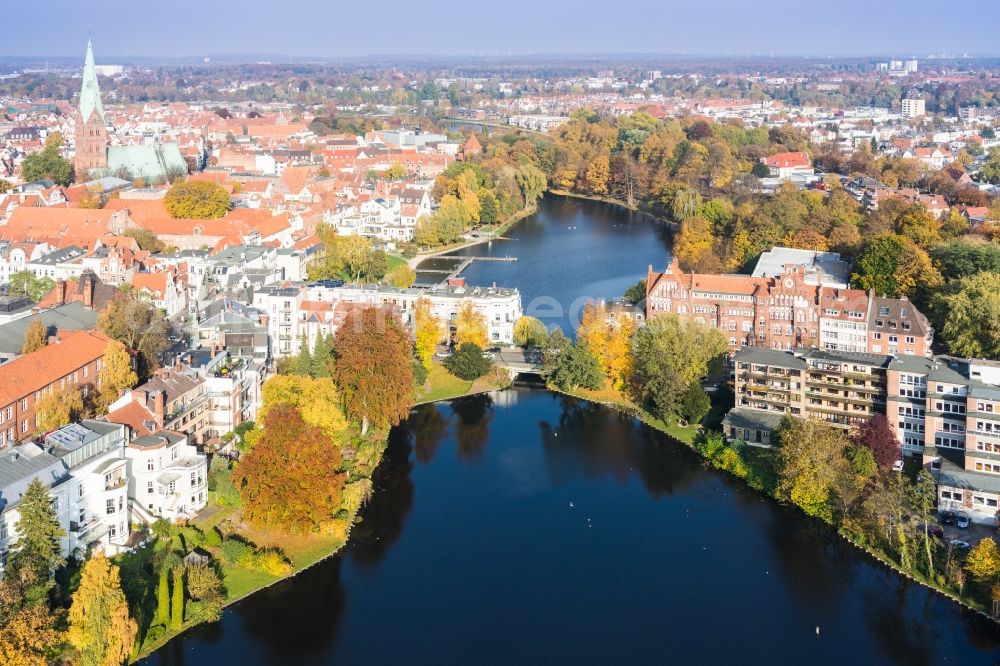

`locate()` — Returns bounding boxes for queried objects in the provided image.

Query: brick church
[73,38,187,184]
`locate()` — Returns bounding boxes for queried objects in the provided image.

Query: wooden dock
[416,255,518,282]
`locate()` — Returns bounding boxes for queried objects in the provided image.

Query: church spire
[79,37,105,124]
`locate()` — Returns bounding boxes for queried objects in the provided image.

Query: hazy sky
[8,0,1000,58]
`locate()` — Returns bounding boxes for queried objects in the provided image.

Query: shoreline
[545,382,1000,626]
[407,203,537,270]
[545,189,677,229]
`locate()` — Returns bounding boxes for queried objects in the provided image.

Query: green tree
[548,339,605,391]
[67,552,136,666]
[21,134,73,186]
[930,237,1000,281]
[513,316,548,347]
[154,568,170,627]
[170,567,184,630]
[163,180,230,219]
[632,314,726,421]
[515,163,546,208]
[122,228,167,253]
[479,190,499,225]
[851,233,941,298]
[5,479,65,606]
[935,272,1000,358]
[8,271,55,302]
[679,383,711,425]
[21,319,48,354]
[311,333,332,378]
[444,343,491,380]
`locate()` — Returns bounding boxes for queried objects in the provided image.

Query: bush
[255,550,292,577]
[219,537,254,565]
[444,343,491,380]
[203,527,223,548]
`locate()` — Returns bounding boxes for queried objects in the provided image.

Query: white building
[45,420,130,556]
[125,430,208,523]
[901,98,926,118]
[0,443,70,573]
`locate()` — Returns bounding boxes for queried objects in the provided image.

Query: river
[145,197,1000,665]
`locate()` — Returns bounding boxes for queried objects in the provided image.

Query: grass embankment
[415,362,509,405]
[386,253,408,272]
[131,436,388,661]
[552,381,996,620]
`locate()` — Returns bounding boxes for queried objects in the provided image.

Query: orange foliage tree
[333,307,415,435]
[233,404,347,533]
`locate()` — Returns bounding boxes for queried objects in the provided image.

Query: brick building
[645,257,932,356]
[0,330,121,448]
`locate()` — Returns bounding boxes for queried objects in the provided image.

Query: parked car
[917,522,945,539]
[891,459,904,472]
[957,513,971,529]
[941,511,957,526]
[950,539,972,549]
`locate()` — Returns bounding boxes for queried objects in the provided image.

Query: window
[147,459,155,471]
[190,472,196,487]
[889,335,898,344]
[147,481,154,494]
[975,462,1000,475]
[20,399,27,410]
[974,495,1000,507]
[106,498,115,515]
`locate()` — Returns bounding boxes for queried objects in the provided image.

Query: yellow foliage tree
[21,320,47,355]
[0,604,64,666]
[585,155,611,194]
[96,343,138,412]
[604,312,637,391]
[673,216,715,272]
[414,297,445,370]
[67,552,136,666]
[454,301,488,348]
[35,386,83,432]
[257,374,348,441]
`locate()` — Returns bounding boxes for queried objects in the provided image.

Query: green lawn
[386,253,408,271]
[416,363,474,403]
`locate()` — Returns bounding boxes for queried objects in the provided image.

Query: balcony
[105,477,126,491]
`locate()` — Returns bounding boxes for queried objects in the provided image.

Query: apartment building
[646,257,932,356]
[44,420,130,555]
[0,330,121,449]
[886,356,1000,524]
[125,430,207,523]
[724,347,890,445]
[105,368,209,445]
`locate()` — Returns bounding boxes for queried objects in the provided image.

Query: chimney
[82,273,95,308]
[131,388,148,404]
[152,390,165,426]
[56,278,66,305]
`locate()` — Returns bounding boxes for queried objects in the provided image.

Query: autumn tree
[385,264,416,288]
[333,307,415,434]
[414,297,444,370]
[67,552,136,666]
[122,228,167,253]
[966,537,1000,587]
[850,414,901,470]
[21,320,48,354]
[5,479,65,606]
[96,343,138,412]
[673,216,717,273]
[35,385,84,432]
[163,180,230,219]
[775,417,849,520]
[98,288,168,378]
[0,604,63,666]
[254,375,348,444]
[454,301,488,348]
[233,404,347,532]
[585,155,610,194]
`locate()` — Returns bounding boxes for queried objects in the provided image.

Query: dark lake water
[148,388,1000,665]
[417,195,672,335]
[146,197,1000,665]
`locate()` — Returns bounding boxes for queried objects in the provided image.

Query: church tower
[74,37,108,182]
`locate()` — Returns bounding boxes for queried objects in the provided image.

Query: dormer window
[879,307,890,316]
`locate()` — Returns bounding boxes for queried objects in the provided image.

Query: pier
[417,255,518,282]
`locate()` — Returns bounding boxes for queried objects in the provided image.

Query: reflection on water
[146,387,1000,666]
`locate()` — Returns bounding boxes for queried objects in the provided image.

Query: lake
[145,197,1000,665]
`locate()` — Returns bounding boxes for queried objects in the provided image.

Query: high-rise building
[901,97,926,117]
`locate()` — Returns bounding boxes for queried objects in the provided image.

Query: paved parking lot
[939,515,995,548]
